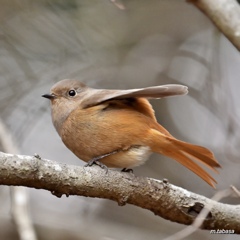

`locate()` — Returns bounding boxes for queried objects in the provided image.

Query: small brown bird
[42,79,220,187]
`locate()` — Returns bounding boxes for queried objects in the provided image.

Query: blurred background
[0,0,239,239]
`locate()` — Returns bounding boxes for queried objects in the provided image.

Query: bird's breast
[59,104,155,166]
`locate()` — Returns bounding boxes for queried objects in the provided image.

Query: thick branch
[191,0,240,51]
[0,151,239,233]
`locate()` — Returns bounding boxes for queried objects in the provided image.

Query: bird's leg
[85,157,108,172]
[84,150,120,173]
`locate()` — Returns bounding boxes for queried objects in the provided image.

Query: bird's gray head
[42,79,87,101]
[42,79,89,133]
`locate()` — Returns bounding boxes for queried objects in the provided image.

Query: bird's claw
[84,158,108,173]
[121,168,133,173]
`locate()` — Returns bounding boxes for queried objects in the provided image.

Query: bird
[42,79,221,187]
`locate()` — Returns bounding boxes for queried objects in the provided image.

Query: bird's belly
[100,145,152,168]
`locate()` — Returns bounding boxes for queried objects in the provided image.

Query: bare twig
[231,185,240,198]
[0,120,37,240]
[190,0,240,51]
[0,151,239,233]
[109,0,125,10]
[163,187,236,240]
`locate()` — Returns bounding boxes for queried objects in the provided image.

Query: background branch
[0,151,239,233]
[0,119,37,240]
[191,0,240,51]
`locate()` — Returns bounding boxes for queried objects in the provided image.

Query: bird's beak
[42,93,56,100]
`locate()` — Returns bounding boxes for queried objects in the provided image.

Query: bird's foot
[84,157,108,173]
[84,149,120,173]
[121,168,133,173]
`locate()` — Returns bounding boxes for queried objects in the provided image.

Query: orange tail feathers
[148,129,221,188]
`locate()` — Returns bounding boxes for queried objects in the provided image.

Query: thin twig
[231,185,240,198]
[163,187,236,240]
[109,0,125,10]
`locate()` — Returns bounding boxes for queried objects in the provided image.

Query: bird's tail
[148,129,221,188]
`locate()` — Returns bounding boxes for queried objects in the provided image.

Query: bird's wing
[81,84,188,108]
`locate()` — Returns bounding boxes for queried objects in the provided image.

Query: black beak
[42,93,56,100]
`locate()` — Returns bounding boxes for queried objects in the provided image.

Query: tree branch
[191,0,240,51]
[0,151,239,233]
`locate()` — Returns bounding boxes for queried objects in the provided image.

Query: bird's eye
[68,89,77,97]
